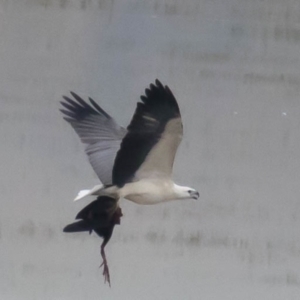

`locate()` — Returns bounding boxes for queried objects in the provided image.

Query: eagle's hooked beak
[190,190,200,200]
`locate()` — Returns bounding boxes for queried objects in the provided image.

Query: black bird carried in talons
[63,196,122,287]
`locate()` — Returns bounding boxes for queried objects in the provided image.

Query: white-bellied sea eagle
[61,80,199,286]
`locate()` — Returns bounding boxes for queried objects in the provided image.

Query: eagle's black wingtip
[155,78,163,87]
[69,91,79,98]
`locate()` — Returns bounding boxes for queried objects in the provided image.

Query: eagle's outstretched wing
[60,93,126,185]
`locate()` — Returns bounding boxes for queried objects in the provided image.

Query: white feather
[74,184,103,201]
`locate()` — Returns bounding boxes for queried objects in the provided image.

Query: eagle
[61,80,199,286]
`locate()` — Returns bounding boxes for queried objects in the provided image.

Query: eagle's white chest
[121,179,176,205]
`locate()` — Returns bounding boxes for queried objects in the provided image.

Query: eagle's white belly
[121,179,176,205]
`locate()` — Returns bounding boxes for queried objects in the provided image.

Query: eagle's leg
[100,241,111,287]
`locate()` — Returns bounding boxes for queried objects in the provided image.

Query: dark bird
[63,196,122,286]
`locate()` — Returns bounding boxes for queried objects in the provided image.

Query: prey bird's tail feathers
[63,220,93,233]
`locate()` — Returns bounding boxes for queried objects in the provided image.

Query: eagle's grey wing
[60,92,126,185]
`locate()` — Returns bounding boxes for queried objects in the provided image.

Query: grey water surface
[1,0,300,299]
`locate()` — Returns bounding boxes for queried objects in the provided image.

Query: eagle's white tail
[74,184,103,201]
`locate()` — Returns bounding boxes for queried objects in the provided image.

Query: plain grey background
[1,0,300,299]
